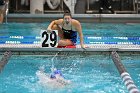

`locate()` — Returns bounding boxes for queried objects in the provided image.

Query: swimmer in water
[36,68,70,88]
[50,69,71,86]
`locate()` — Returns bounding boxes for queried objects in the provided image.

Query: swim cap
[53,70,63,77]
[50,74,56,79]
[50,70,63,79]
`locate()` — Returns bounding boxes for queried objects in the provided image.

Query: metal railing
[5,1,9,23]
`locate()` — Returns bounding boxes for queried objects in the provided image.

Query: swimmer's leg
[58,39,74,46]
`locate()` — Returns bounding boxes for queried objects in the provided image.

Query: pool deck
[7,14,140,23]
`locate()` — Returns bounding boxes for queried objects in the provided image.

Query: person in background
[0,11,3,23]
[47,11,85,49]
[99,0,114,14]
[0,0,8,23]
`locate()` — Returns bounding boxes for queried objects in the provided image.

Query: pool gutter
[0,44,140,52]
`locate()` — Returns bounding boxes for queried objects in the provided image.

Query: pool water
[1,23,140,36]
[0,22,140,93]
[0,54,140,93]
[0,23,140,44]
[122,55,140,87]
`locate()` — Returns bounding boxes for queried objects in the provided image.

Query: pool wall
[0,47,140,55]
[7,14,140,23]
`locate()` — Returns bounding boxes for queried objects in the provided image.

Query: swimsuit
[62,24,77,44]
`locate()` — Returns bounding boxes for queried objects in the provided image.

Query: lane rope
[111,51,140,93]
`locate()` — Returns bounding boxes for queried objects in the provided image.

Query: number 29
[41,30,58,48]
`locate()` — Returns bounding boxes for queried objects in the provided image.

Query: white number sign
[41,30,58,48]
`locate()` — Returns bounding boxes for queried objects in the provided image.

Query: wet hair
[63,10,72,18]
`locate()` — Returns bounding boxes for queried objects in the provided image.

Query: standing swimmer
[47,11,85,49]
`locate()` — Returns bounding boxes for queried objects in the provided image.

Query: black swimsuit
[62,26,77,44]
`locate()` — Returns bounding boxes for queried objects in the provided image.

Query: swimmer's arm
[47,19,63,31]
[47,20,57,31]
[74,20,85,48]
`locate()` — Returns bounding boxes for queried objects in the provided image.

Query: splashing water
[50,49,63,72]
[36,70,71,89]
[36,49,71,88]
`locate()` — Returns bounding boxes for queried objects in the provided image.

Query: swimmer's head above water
[50,69,63,79]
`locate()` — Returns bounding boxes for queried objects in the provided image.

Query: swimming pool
[0,23,140,45]
[0,22,140,93]
[0,54,139,93]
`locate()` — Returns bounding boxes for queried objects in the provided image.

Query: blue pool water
[0,54,140,93]
[0,23,140,44]
[0,22,140,93]
[1,23,140,36]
